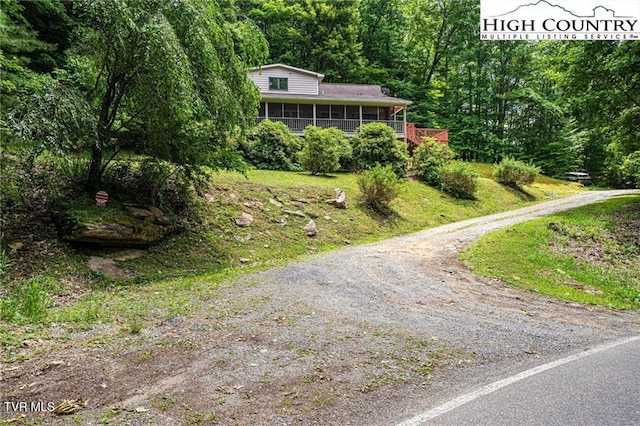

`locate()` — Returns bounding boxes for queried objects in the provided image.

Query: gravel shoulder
[3,190,639,425]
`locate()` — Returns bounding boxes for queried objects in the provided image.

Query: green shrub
[245,119,302,171]
[357,164,403,214]
[413,137,455,185]
[438,162,479,199]
[493,157,541,187]
[0,155,82,229]
[351,122,408,177]
[102,159,196,212]
[619,152,640,189]
[300,126,351,175]
[1,275,56,324]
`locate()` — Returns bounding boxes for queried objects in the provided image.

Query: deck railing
[406,123,449,145]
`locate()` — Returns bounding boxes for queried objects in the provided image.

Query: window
[284,103,298,118]
[363,106,378,120]
[299,104,313,118]
[268,103,283,117]
[269,77,288,91]
[330,105,345,119]
[346,106,360,119]
[317,105,330,119]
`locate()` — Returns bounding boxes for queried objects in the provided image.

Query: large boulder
[55,204,173,248]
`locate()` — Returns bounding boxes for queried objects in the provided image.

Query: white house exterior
[248,64,412,140]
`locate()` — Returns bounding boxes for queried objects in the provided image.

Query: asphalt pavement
[398,335,640,426]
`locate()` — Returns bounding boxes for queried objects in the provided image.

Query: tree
[358,0,406,83]
[242,0,365,82]
[558,42,640,184]
[16,0,74,73]
[71,0,267,188]
[0,0,57,111]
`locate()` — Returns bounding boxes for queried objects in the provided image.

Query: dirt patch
[2,190,639,425]
[549,200,640,269]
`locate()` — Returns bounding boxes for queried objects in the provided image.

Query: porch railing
[257,117,405,135]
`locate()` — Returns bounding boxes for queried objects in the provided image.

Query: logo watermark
[480,0,640,40]
[3,400,56,413]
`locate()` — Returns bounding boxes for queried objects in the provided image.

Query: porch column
[402,106,407,143]
[313,104,316,126]
[359,105,363,128]
[265,102,269,119]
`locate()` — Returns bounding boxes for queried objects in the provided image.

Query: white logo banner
[480,0,640,40]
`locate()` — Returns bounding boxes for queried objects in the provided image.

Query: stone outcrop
[235,212,254,227]
[303,219,317,237]
[284,209,306,218]
[56,204,173,248]
[326,189,348,209]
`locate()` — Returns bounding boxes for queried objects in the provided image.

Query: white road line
[396,335,640,426]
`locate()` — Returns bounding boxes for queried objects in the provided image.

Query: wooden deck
[406,123,449,146]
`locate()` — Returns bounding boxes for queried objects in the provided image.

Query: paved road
[398,336,640,426]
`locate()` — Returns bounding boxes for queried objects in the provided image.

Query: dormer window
[269,77,288,91]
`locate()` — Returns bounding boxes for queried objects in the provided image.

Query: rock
[55,205,173,248]
[284,210,306,218]
[243,200,263,208]
[239,258,251,264]
[87,256,130,277]
[235,212,254,227]
[269,198,283,208]
[123,203,171,226]
[326,189,348,209]
[303,219,317,237]
[235,234,251,243]
[61,220,169,248]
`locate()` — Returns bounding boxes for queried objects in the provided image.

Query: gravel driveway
[4,190,639,425]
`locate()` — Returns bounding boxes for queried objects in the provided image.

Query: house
[248,64,448,146]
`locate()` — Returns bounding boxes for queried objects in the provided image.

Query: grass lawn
[1,165,586,352]
[462,194,640,309]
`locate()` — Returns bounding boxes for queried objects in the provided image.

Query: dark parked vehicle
[564,172,592,186]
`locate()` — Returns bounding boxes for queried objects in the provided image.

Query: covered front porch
[258,102,407,138]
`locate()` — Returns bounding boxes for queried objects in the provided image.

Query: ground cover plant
[300,126,351,175]
[412,137,454,185]
[462,195,640,309]
[350,122,409,177]
[0,162,589,423]
[0,165,585,344]
[493,157,541,187]
[357,164,403,214]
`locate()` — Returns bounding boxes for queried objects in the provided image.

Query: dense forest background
[1,0,639,187]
